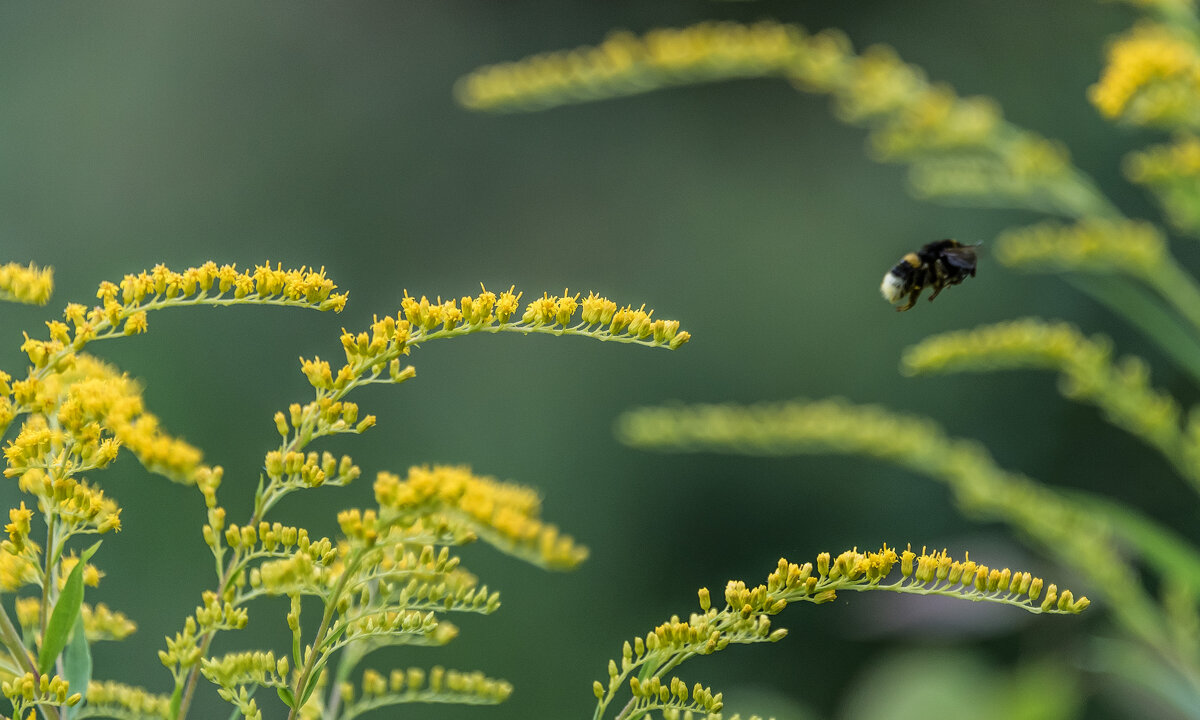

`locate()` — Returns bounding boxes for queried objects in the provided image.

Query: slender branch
[285,551,366,720]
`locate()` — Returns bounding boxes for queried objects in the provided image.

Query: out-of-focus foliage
[459,3,1200,718]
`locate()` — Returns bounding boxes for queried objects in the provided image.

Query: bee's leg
[926,262,949,302]
[896,287,921,311]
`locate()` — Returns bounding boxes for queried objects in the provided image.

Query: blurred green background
[0,1,1192,718]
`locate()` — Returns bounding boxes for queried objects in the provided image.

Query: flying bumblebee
[880,239,979,312]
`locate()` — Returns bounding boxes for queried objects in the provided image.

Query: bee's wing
[941,245,978,271]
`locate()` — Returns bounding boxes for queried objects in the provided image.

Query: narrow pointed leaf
[277,686,296,708]
[39,541,101,674]
[62,611,92,720]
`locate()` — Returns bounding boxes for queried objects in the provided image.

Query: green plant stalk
[175,491,287,719]
[1065,275,1200,388]
[1149,255,1200,344]
[176,385,335,719]
[285,550,366,720]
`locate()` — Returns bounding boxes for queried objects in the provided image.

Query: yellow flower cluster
[208,518,314,556]
[0,548,35,591]
[108,261,346,314]
[1128,134,1200,181]
[58,553,103,590]
[200,650,289,691]
[458,21,1105,216]
[615,398,1140,629]
[399,575,497,616]
[263,447,360,489]
[0,262,53,306]
[7,354,206,486]
[363,544,499,614]
[627,676,723,716]
[995,219,1166,279]
[13,469,122,537]
[13,599,137,641]
[904,136,1077,211]
[596,602,774,715]
[457,22,807,111]
[372,465,588,570]
[4,411,118,483]
[12,262,345,386]
[160,593,250,671]
[838,46,1002,160]
[250,539,339,595]
[339,666,512,717]
[317,285,687,403]
[1126,134,1200,234]
[706,547,1087,615]
[2,672,81,710]
[902,319,1189,483]
[840,547,1085,612]
[596,543,1083,720]
[6,502,32,548]
[400,286,688,349]
[85,681,171,720]
[340,607,443,646]
[1090,22,1200,127]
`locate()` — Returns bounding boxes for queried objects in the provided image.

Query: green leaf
[39,541,101,675]
[298,653,333,707]
[1065,275,1200,388]
[62,611,92,720]
[277,685,296,708]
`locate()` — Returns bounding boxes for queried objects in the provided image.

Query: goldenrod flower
[338,665,512,718]
[594,546,1083,719]
[458,21,1111,217]
[902,319,1192,486]
[456,22,806,112]
[1126,134,1200,234]
[397,285,686,349]
[995,219,1165,279]
[615,398,1154,650]
[374,465,587,570]
[14,600,137,642]
[83,681,172,719]
[0,548,36,591]
[2,672,80,714]
[5,502,32,548]
[200,650,288,691]
[0,262,53,306]
[1090,22,1200,128]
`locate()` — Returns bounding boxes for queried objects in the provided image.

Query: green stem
[1065,275,1200,388]
[1149,256,1200,343]
[285,551,365,720]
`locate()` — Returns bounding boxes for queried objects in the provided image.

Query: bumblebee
[880,239,979,311]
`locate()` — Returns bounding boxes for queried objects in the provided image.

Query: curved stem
[1150,256,1200,343]
[1066,275,1200,388]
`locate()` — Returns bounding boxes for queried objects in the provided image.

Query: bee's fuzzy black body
[881,239,978,312]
